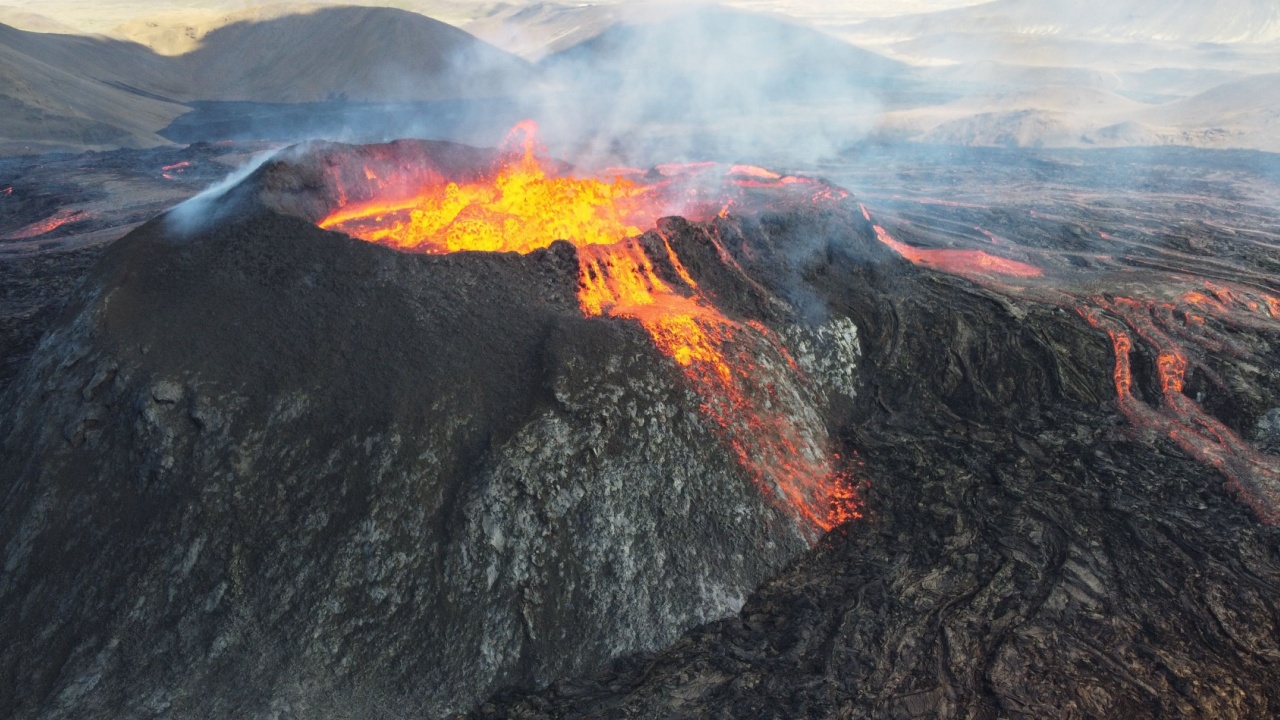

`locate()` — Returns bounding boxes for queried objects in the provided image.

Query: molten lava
[861,204,1280,526]
[322,122,665,254]
[870,217,1042,280]
[162,161,191,180]
[4,209,87,240]
[320,122,858,534]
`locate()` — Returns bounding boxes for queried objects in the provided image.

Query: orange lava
[320,121,859,534]
[1083,301,1280,525]
[859,202,1280,525]
[872,225,1042,279]
[162,161,191,181]
[322,122,665,254]
[5,209,86,240]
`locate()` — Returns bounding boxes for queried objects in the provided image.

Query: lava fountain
[320,121,859,534]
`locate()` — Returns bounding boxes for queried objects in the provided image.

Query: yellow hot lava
[320,121,663,254]
[320,122,858,534]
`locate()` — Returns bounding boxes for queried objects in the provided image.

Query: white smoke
[509,3,893,168]
[164,148,279,234]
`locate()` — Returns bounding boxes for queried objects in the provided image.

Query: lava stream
[320,122,858,534]
[870,220,1042,280]
[1082,305,1280,524]
[865,206,1280,524]
[4,209,87,240]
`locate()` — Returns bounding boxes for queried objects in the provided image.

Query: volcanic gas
[320,121,859,532]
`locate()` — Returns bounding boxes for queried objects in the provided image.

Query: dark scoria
[0,141,865,719]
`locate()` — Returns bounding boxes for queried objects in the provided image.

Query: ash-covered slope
[0,140,869,718]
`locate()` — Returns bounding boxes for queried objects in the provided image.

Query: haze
[1,0,1278,156]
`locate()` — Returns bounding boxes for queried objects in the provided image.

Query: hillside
[171,6,533,103]
[0,6,534,152]
[0,23,185,153]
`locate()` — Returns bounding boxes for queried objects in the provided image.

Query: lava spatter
[320,122,859,535]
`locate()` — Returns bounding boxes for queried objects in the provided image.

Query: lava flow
[162,161,191,180]
[321,122,859,534]
[4,209,87,240]
[866,206,1280,525]
[864,205,1042,280]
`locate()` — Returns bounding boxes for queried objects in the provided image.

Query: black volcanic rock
[468,274,1280,719]
[0,146,871,718]
[462,157,1280,719]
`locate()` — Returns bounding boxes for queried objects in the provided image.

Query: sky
[0,0,992,34]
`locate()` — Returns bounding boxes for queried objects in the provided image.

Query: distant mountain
[466,2,623,61]
[0,7,534,152]
[1139,73,1280,152]
[171,6,533,103]
[0,6,81,34]
[852,0,1280,45]
[521,5,913,163]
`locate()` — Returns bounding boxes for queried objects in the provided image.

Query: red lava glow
[162,161,191,180]
[1082,301,1280,525]
[871,224,1043,279]
[4,209,87,240]
[728,165,782,180]
[860,203,1280,524]
[1,186,12,197]
[320,121,859,535]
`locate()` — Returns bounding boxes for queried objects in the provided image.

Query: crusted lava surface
[1,140,1279,720]
[467,146,1280,719]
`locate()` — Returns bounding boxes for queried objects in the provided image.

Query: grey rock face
[1257,408,1280,453]
[0,165,872,718]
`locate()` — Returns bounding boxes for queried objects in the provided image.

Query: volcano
[0,128,868,717]
[2,132,1280,719]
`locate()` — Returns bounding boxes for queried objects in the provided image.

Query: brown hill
[0,23,185,153]
[0,6,533,153]
[171,5,533,103]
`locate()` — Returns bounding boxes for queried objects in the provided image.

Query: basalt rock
[469,284,1280,719]
[0,145,873,719]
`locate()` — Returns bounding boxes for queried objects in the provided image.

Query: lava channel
[866,206,1280,525]
[4,209,88,240]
